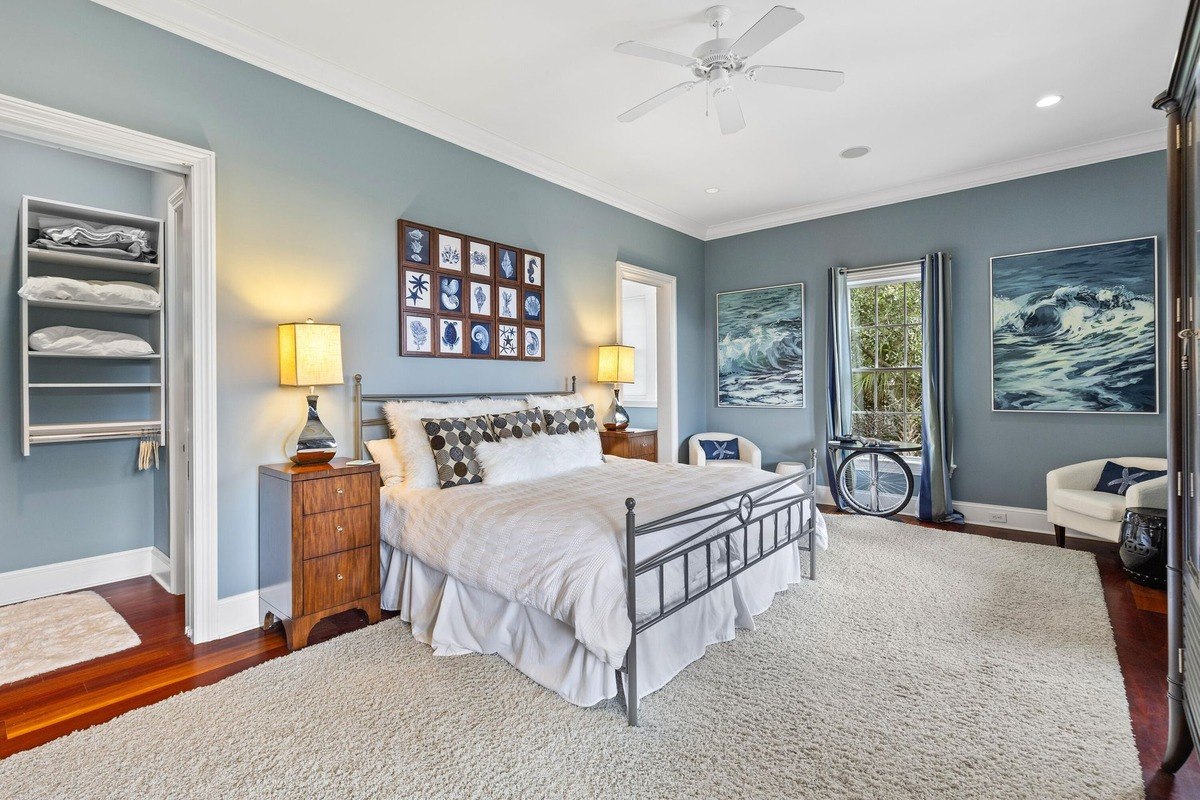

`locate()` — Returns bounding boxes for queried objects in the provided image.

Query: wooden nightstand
[600,428,658,463]
[258,458,381,650]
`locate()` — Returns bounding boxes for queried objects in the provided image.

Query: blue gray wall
[0,0,706,596]
[705,152,1167,509]
[0,135,167,571]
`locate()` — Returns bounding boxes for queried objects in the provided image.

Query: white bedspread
[381,458,826,668]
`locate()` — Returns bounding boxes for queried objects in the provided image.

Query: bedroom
[0,0,1197,798]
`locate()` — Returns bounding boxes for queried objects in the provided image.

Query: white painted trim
[814,484,1099,540]
[88,0,708,240]
[0,92,222,643]
[616,262,679,463]
[89,0,1164,243]
[0,548,156,606]
[707,130,1165,239]
[214,590,261,640]
[150,547,171,593]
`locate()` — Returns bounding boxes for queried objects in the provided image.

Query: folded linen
[19,276,160,309]
[36,215,156,261]
[29,326,154,357]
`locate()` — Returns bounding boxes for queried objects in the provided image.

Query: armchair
[688,432,762,469]
[1045,457,1168,546]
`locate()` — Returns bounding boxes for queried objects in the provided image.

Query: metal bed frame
[353,374,819,726]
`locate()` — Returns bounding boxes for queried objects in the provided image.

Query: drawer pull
[336,573,344,581]
[336,525,344,533]
[336,487,344,495]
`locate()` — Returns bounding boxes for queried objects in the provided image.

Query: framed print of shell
[991,236,1158,413]
[398,219,544,360]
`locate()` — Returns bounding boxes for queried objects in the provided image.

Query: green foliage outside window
[849,280,923,444]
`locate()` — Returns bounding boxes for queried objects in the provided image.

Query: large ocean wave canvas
[717,283,805,408]
[991,237,1157,414]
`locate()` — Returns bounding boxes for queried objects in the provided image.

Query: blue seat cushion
[699,438,740,461]
[1094,461,1166,496]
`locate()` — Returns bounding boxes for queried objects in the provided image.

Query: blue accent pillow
[699,438,740,461]
[1094,461,1166,496]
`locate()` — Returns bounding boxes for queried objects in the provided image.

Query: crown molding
[705,129,1167,240]
[91,1,1167,243]
[88,0,709,239]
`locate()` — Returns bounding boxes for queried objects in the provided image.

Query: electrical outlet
[987,511,1008,524]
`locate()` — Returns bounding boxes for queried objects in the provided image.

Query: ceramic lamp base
[285,394,337,465]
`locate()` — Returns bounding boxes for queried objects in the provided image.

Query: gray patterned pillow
[488,407,543,440]
[421,415,495,488]
[543,404,598,435]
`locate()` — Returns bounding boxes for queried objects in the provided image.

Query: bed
[354,375,824,725]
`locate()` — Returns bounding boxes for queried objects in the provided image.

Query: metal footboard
[620,449,819,726]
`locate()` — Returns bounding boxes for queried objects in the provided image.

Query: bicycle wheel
[835,450,914,517]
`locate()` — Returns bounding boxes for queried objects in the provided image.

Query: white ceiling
[94,0,1186,239]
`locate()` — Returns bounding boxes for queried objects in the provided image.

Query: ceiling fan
[614,5,844,135]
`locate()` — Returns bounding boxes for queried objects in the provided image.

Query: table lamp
[597,344,635,431]
[279,319,343,464]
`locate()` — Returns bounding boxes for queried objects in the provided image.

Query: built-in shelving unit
[20,196,165,455]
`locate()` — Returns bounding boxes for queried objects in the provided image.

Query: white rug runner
[0,591,140,686]
[0,517,1143,798]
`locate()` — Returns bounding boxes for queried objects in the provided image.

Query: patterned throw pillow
[1094,460,1167,496]
[543,404,598,435]
[699,438,740,461]
[488,407,543,440]
[421,415,495,488]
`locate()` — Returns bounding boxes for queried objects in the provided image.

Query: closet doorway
[615,262,679,463]
[0,93,220,643]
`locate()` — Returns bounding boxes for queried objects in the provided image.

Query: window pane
[905,370,922,411]
[880,372,904,412]
[899,413,922,445]
[877,282,904,325]
[906,326,922,367]
[853,371,877,412]
[878,326,904,368]
[905,282,922,324]
[850,286,875,327]
[853,329,877,369]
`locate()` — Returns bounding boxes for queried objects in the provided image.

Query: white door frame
[0,92,222,643]
[616,262,679,463]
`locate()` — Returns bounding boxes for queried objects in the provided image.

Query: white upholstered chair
[688,432,762,469]
[1045,457,1168,546]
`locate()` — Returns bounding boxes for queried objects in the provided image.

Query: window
[620,279,657,405]
[848,268,922,444]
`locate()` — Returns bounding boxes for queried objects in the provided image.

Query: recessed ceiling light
[1036,94,1063,108]
[839,146,871,159]
[705,187,720,194]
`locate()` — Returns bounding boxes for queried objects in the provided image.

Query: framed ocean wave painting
[990,236,1158,414]
[716,282,805,408]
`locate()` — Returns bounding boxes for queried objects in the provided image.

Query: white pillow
[526,392,588,412]
[19,276,160,309]
[364,438,404,486]
[477,428,603,486]
[29,326,154,357]
[383,398,530,489]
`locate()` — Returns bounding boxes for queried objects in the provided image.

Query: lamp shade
[597,344,635,384]
[279,320,343,387]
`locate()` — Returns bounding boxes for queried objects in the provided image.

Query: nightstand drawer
[302,505,373,559]
[630,436,657,459]
[302,546,373,614]
[300,472,374,515]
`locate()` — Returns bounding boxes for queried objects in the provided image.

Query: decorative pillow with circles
[543,404,598,436]
[488,407,543,440]
[421,415,496,488]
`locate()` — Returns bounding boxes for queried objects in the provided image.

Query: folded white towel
[19,276,160,309]
[29,326,154,357]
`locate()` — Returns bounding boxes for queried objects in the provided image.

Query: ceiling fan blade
[614,40,701,68]
[617,81,700,123]
[729,6,804,60]
[712,86,746,135]
[746,65,844,91]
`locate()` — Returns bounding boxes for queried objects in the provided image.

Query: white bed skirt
[380,540,806,707]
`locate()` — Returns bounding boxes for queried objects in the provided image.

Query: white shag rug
[0,591,140,687]
[0,516,1142,799]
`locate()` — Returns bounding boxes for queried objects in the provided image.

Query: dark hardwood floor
[1,514,1198,799]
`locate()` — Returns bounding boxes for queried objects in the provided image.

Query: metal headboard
[353,374,578,458]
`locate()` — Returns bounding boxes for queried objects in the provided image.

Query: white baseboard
[150,547,172,593]
[815,486,1094,539]
[0,547,157,606]
[214,590,261,640]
